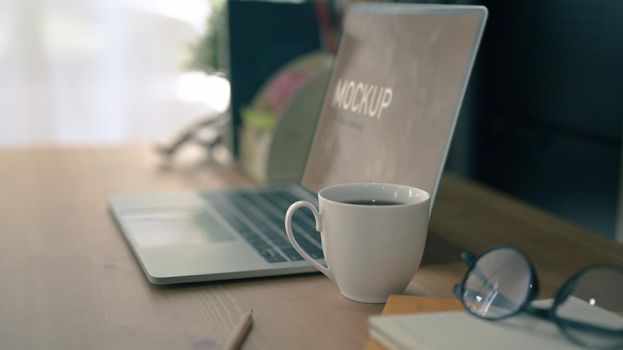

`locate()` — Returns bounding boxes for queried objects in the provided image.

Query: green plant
[186,0,227,74]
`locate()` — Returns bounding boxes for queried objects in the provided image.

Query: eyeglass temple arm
[525,305,623,336]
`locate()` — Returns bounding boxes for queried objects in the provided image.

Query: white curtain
[0,0,226,146]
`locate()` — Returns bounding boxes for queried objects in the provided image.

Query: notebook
[366,295,462,350]
[369,298,606,350]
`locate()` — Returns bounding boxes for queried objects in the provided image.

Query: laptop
[108,3,488,284]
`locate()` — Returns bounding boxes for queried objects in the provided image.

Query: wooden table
[1,145,622,349]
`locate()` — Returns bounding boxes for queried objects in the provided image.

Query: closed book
[366,295,462,350]
[368,298,611,350]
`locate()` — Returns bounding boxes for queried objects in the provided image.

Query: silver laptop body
[109,3,487,284]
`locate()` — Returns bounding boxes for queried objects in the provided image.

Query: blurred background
[1,0,621,241]
[0,0,229,146]
[444,0,623,241]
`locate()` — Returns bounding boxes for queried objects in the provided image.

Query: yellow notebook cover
[366,295,463,350]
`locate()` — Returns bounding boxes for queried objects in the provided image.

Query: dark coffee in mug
[342,199,404,206]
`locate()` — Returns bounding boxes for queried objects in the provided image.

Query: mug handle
[285,201,333,281]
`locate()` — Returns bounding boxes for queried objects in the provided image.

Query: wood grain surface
[0,145,621,350]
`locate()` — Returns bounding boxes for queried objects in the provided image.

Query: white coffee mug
[284,183,430,303]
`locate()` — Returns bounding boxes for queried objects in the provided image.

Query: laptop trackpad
[121,208,236,249]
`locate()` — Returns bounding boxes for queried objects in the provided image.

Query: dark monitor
[227,0,322,155]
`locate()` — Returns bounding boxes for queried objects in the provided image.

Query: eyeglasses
[453,245,623,349]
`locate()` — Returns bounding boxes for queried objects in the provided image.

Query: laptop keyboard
[201,188,324,263]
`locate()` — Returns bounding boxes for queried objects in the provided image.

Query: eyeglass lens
[554,268,623,349]
[462,247,532,319]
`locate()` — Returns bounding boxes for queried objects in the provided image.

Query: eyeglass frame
[453,244,623,349]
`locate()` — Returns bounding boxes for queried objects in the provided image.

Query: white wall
[0,0,227,146]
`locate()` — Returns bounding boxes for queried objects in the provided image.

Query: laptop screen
[301,4,487,205]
